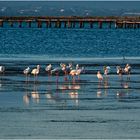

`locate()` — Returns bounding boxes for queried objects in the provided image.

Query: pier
[0,16,140,29]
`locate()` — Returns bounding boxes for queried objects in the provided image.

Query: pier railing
[0,16,140,28]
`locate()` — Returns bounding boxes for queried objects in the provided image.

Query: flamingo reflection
[97,80,102,98]
[69,91,79,106]
[23,83,31,105]
[31,84,40,103]
[23,93,30,105]
[117,80,129,98]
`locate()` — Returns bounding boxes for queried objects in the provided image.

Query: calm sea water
[0,1,140,139]
[0,25,140,139]
[0,1,140,59]
[0,59,140,139]
[0,25,140,59]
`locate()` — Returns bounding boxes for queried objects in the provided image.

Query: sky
[0,0,140,1]
[0,1,140,17]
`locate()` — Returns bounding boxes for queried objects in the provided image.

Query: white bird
[0,66,5,74]
[23,67,30,82]
[60,63,68,81]
[69,66,84,81]
[23,67,30,75]
[124,64,131,75]
[0,66,5,80]
[103,66,111,76]
[31,65,40,83]
[116,66,123,79]
[76,64,79,70]
[45,64,52,75]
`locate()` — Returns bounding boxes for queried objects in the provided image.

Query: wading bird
[31,65,40,83]
[116,66,123,80]
[69,65,84,82]
[124,64,131,75]
[0,66,5,80]
[23,67,30,82]
[45,64,53,76]
[0,66,5,74]
[103,66,111,77]
[97,71,103,82]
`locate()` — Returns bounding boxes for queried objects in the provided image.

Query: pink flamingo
[23,67,30,83]
[97,71,103,82]
[31,65,40,83]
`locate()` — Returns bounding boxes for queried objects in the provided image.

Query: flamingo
[31,65,40,83]
[76,64,79,70]
[0,66,5,80]
[68,63,73,70]
[124,64,131,75]
[116,66,123,80]
[45,64,52,76]
[0,66,5,74]
[69,65,84,81]
[97,71,103,82]
[23,67,30,82]
[60,63,69,81]
[51,67,61,83]
[103,66,111,77]
[51,63,72,82]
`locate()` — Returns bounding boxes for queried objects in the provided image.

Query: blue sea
[0,26,140,59]
[0,1,140,139]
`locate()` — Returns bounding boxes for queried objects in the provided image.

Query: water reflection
[45,91,60,104]
[116,80,130,99]
[97,78,109,98]
[69,91,79,106]
[68,82,80,106]
[45,82,80,106]
[23,80,81,107]
[0,79,2,88]
[59,83,80,90]
[97,82,102,98]
[23,93,30,105]
[23,83,31,105]
[31,91,40,103]
[23,83,40,105]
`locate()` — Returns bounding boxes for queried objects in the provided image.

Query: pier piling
[0,16,140,29]
[90,21,93,28]
[99,21,102,29]
[9,21,13,27]
[18,21,22,28]
[0,20,3,27]
[27,21,31,28]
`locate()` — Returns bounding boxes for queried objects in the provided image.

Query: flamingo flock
[23,63,85,83]
[97,64,131,82]
[0,63,131,83]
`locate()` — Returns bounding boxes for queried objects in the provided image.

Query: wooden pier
[0,16,140,29]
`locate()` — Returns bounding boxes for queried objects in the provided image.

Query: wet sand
[0,58,140,139]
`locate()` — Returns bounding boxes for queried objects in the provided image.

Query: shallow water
[0,12,140,138]
[0,59,140,138]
